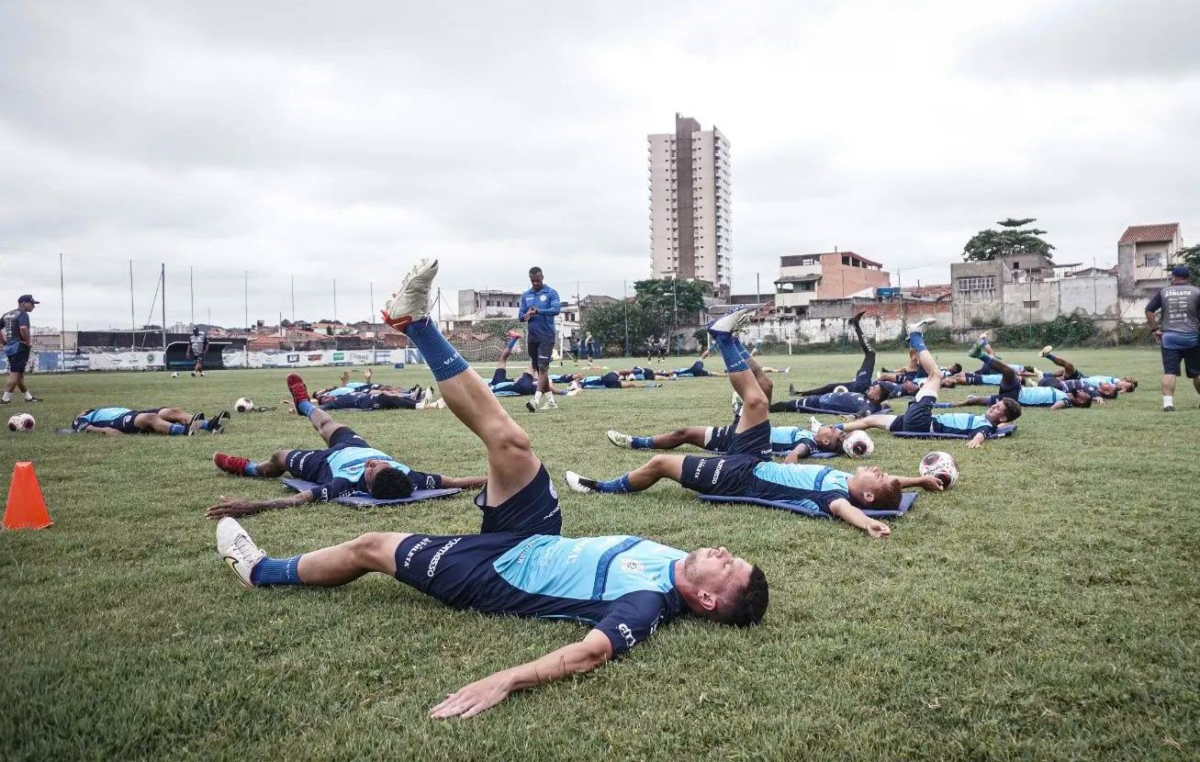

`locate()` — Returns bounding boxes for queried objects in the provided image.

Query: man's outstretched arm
[206,491,314,519]
[430,629,614,719]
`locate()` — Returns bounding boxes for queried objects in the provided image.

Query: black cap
[1171,264,1190,279]
[18,295,39,304]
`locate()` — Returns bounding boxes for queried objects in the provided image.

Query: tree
[962,218,1056,262]
[1179,244,1200,286]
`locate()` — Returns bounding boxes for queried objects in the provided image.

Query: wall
[1059,274,1120,318]
[951,260,1003,326]
[815,253,890,299]
[2,347,424,374]
[1001,280,1059,324]
[747,301,950,345]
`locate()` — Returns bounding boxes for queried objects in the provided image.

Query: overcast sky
[2,0,1198,329]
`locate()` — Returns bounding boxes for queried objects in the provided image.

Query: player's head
[1096,381,1118,399]
[866,383,890,405]
[192,327,200,336]
[1170,264,1190,284]
[948,363,963,375]
[814,425,843,452]
[363,460,414,499]
[680,547,769,627]
[987,397,1022,423]
[1119,377,1137,392]
[848,465,901,508]
[901,380,919,395]
[528,266,544,289]
[1069,389,1093,408]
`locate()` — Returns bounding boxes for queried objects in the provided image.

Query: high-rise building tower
[648,113,731,295]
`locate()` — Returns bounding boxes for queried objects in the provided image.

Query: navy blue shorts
[1162,342,1200,378]
[1038,377,1065,390]
[703,415,771,455]
[679,453,761,496]
[890,396,935,433]
[995,374,1021,401]
[285,427,367,481]
[99,408,164,434]
[527,339,553,372]
[476,464,562,536]
[7,347,30,374]
[601,372,621,389]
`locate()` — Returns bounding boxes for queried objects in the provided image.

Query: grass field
[1,347,1197,760]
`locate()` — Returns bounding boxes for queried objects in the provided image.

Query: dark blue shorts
[679,453,761,496]
[890,396,935,433]
[601,372,621,389]
[703,415,771,455]
[1162,340,1200,378]
[7,347,30,374]
[527,339,553,372]
[285,427,367,481]
[102,408,164,434]
[1038,377,1066,390]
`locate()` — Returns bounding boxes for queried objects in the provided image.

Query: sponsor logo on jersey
[619,558,644,574]
[711,458,725,485]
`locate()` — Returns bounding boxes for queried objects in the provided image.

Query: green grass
[1,349,1197,760]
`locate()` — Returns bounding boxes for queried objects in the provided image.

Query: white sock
[24,391,33,400]
[532,391,542,407]
[1164,395,1174,407]
[1,392,10,402]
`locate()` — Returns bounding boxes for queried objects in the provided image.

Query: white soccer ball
[171,372,179,378]
[235,397,255,413]
[843,430,874,458]
[833,385,849,394]
[8,413,35,432]
[919,451,959,488]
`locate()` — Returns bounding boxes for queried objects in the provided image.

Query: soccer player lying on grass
[72,406,226,436]
[292,387,437,412]
[1038,345,1137,392]
[312,368,389,399]
[771,388,880,418]
[566,308,938,538]
[208,373,484,517]
[876,349,962,386]
[840,320,1021,449]
[213,258,769,719]
[1038,375,1118,401]
[790,310,882,397]
[673,360,723,378]
[605,416,852,461]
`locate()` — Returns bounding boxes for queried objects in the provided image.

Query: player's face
[986,400,1007,421]
[866,386,882,403]
[814,426,841,451]
[684,546,753,604]
[362,459,390,487]
[529,272,544,290]
[850,465,891,495]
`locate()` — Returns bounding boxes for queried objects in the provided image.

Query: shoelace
[231,534,262,566]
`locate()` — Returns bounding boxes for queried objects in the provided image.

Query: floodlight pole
[161,263,167,354]
[59,253,65,359]
[129,260,135,350]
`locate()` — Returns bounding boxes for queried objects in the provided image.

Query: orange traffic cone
[3,462,53,530]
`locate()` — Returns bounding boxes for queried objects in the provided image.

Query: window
[1141,253,1163,268]
[956,276,997,303]
[1023,300,1040,309]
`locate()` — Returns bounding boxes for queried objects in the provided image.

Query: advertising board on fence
[9,348,423,373]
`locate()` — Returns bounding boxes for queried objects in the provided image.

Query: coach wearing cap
[1145,265,1200,412]
[2,294,42,404]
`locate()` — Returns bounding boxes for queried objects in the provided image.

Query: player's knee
[741,392,768,417]
[496,424,533,456]
[671,426,692,439]
[348,532,396,565]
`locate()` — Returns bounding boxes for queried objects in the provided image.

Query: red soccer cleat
[286,373,311,414]
[213,452,252,476]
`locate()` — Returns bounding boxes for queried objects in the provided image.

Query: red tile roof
[1118,223,1179,245]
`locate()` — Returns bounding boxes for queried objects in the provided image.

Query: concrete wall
[951,260,1003,326]
[748,302,951,345]
[1059,274,1120,317]
[1001,280,1059,324]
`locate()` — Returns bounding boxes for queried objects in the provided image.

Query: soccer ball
[919,451,959,488]
[8,413,35,432]
[843,430,874,458]
[833,385,849,394]
[171,372,179,378]
[234,397,255,413]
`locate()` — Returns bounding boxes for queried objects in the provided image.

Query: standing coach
[1145,264,1200,411]
[2,294,41,404]
[519,266,561,412]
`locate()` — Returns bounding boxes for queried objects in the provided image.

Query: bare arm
[439,475,488,489]
[895,475,944,492]
[83,425,123,437]
[430,629,614,719]
[782,443,812,464]
[829,498,891,539]
[967,432,986,449]
[205,491,314,520]
[1049,401,1068,410]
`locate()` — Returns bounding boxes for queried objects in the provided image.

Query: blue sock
[710,332,749,373]
[506,336,519,351]
[980,356,995,370]
[244,462,259,477]
[250,555,304,586]
[631,436,654,449]
[597,474,635,493]
[168,423,186,435]
[1045,352,1059,362]
[406,317,469,381]
[908,331,927,352]
[297,400,315,417]
[199,420,213,430]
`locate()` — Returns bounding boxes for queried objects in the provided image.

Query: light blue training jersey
[493,535,685,604]
[1018,387,1067,406]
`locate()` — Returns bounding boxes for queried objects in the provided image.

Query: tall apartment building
[648,113,732,296]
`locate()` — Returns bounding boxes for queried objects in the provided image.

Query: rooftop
[1118,223,1180,245]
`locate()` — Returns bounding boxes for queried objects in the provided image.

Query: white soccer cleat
[565,471,599,494]
[731,391,743,414]
[607,430,633,448]
[1039,345,1053,358]
[910,318,937,334]
[382,258,439,330]
[708,307,754,335]
[809,416,822,432]
[541,396,559,410]
[216,518,265,588]
[782,367,791,374]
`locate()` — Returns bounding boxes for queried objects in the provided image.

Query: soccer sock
[405,317,469,381]
[297,400,315,417]
[1,392,10,402]
[250,555,304,586]
[168,423,187,435]
[596,474,636,493]
[506,335,519,351]
[244,462,259,477]
[710,332,749,373]
[908,331,928,353]
[631,436,654,449]
[979,355,995,370]
[199,420,213,430]
[1164,395,1174,407]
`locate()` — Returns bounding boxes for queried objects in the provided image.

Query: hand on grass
[920,475,945,492]
[206,497,258,520]
[430,672,514,719]
[967,438,983,449]
[865,519,891,539]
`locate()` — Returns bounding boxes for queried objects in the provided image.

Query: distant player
[673,360,722,378]
[1036,346,1137,392]
[1145,264,1200,410]
[566,308,939,538]
[788,310,891,412]
[771,390,877,418]
[209,373,484,516]
[566,334,580,364]
[840,320,1021,449]
[187,327,209,377]
[72,406,224,436]
[210,257,769,720]
[1,294,41,404]
[583,332,597,365]
[519,266,561,411]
